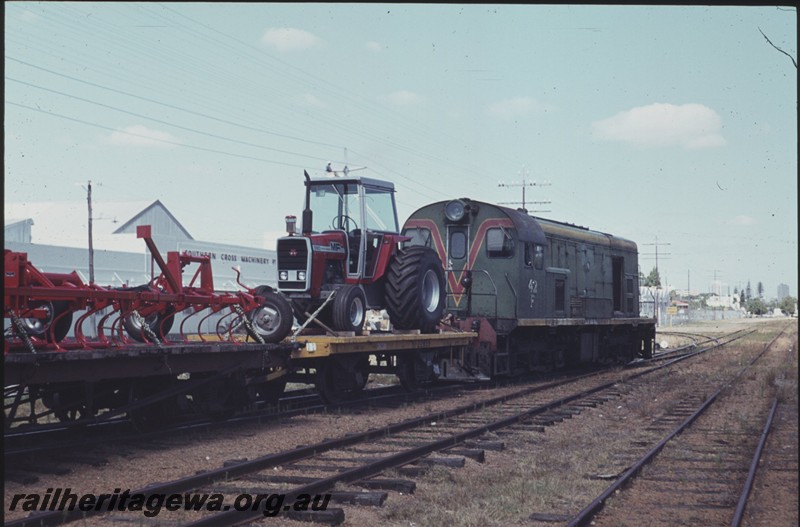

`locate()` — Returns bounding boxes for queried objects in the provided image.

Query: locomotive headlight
[444,200,466,222]
[279,271,289,281]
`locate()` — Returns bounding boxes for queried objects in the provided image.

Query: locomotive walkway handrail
[443,267,498,320]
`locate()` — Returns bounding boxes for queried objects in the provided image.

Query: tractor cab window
[486,227,515,258]
[363,186,399,233]
[311,183,359,232]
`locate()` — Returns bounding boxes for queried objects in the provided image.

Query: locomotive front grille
[277,237,311,292]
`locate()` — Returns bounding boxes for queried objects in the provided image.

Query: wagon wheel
[20,301,73,343]
[190,373,254,420]
[254,377,288,406]
[315,356,370,404]
[41,384,95,422]
[127,378,184,431]
[397,351,437,392]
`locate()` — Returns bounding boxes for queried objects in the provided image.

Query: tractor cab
[278,170,428,334]
[306,174,400,279]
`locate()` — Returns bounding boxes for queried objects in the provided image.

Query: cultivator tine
[215,310,239,342]
[196,309,217,342]
[74,304,109,348]
[178,306,202,343]
[98,307,123,345]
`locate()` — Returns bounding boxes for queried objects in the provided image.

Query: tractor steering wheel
[331,214,359,232]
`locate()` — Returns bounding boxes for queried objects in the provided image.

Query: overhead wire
[5,3,503,201]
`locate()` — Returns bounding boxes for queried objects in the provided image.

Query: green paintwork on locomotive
[402,198,641,329]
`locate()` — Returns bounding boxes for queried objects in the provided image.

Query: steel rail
[730,396,779,527]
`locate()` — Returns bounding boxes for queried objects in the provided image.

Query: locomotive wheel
[331,285,366,334]
[123,307,175,343]
[315,356,369,404]
[385,246,445,333]
[247,288,294,343]
[22,301,73,343]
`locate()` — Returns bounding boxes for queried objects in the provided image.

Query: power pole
[87,180,95,285]
[641,237,671,325]
[498,167,551,213]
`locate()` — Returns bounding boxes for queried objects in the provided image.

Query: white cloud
[106,125,180,148]
[486,97,553,120]
[591,103,726,149]
[366,41,382,53]
[381,90,425,106]
[261,27,322,51]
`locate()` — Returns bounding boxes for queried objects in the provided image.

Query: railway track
[566,322,795,527]
[4,327,753,526]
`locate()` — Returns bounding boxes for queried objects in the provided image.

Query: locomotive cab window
[449,230,467,259]
[402,227,432,248]
[486,227,514,258]
[524,243,544,269]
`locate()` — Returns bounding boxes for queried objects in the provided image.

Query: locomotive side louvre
[403,198,655,376]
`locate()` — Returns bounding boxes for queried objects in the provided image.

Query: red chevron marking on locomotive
[404,217,514,306]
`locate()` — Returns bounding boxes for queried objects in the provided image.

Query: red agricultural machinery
[4,225,293,353]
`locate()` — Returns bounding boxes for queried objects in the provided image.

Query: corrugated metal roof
[3,200,189,252]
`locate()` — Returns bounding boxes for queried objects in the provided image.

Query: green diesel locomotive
[403,198,656,377]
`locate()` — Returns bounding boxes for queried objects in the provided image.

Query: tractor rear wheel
[385,246,445,333]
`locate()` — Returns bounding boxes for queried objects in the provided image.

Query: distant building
[777,283,790,301]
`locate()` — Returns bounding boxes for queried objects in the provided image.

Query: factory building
[4,200,277,290]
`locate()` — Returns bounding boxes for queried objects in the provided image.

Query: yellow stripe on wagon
[292,331,478,359]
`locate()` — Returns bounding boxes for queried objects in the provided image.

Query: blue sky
[4,3,797,299]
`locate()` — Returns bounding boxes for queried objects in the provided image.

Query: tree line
[640,267,797,317]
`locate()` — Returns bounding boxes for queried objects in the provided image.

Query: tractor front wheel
[248,288,294,343]
[332,285,366,334]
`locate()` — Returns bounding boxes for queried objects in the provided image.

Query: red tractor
[277,171,446,334]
